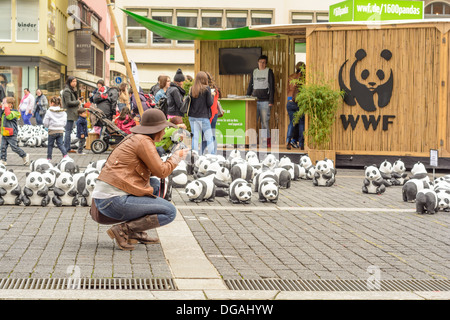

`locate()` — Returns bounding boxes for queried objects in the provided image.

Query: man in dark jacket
[93,86,119,122]
[166,69,186,117]
[246,55,275,147]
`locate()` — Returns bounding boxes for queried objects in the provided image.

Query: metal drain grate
[225,279,450,292]
[0,278,177,291]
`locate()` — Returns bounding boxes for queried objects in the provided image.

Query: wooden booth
[250,20,450,168]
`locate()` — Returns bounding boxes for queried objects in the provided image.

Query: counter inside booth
[216,97,257,146]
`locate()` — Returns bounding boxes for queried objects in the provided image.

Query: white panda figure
[402,179,430,202]
[30,158,53,172]
[229,178,252,204]
[227,148,242,161]
[86,159,106,173]
[41,170,57,190]
[57,157,80,175]
[22,171,51,206]
[258,177,279,203]
[52,172,78,207]
[245,151,259,162]
[213,166,232,189]
[379,160,393,187]
[273,167,291,189]
[299,155,315,180]
[410,162,430,184]
[185,177,216,203]
[362,165,387,194]
[230,162,254,183]
[253,170,279,193]
[261,154,278,170]
[0,170,22,205]
[170,160,189,188]
[436,189,450,212]
[278,156,292,168]
[313,160,336,187]
[391,159,409,186]
[415,189,439,214]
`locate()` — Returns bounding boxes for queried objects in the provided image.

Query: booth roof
[122,8,279,41]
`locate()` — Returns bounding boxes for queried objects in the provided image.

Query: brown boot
[106,223,135,251]
[126,215,161,245]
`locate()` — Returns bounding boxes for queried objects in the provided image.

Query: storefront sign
[330,0,424,22]
[75,29,92,69]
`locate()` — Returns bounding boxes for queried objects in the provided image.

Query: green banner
[330,0,424,22]
[215,100,247,145]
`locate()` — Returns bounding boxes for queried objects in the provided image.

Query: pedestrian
[118,83,130,112]
[0,97,30,166]
[90,108,189,251]
[0,74,7,102]
[62,76,82,153]
[76,108,88,155]
[166,68,186,118]
[33,89,48,126]
[188,71,215,155]
[92,80,119,122]
[116,106,136,134]
[246,54,275,148]
[202,72,221,154]
[154,76,170,103]
[149,75,162,96]
[43,96,68,161]
[19,88,35,125]
[286,61,306,150]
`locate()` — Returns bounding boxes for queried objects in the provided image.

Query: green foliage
[292,67,344,149]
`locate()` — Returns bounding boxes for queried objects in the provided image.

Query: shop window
[0,0,12,41]
[177,10,197,45]
[251,11,272,26]
[202,10,223,29]
[126,9,148,45]
[16,0,39,42]
[226,11,248,28]
[151,10,172,45]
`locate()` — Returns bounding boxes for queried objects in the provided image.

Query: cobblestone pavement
[0,146,449,285]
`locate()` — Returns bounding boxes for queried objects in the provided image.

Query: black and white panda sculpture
[185,177,216,203]
[74,171,99,207]
[391,159,409,186]
[415,189,439,214]
[274,167,291,189]
[57,157,80,175]
[258,176,279,203]
[170,161,189,188]
[22,171,51,207]
[436,189,450,212]
[253,170,279,193]
[30,158,53,173]
[410,162,430,184]
[0,170,22,206]
[402,179,430,202]
[299,155,315,180]
[379,160,393,187]
[230,162,254,183]
[313,160,336,187]
[229,178,252,204]
[52,172,79,207]
[362,165,386,194]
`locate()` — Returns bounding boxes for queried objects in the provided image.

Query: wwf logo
[339,49,394,112]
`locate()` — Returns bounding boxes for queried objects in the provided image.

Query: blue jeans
[257,101,271,139]
[202,113,218,155]
[47,133,67,160]
[64,120,74,152]
[286,100,305,147]
[189,117,215,155]
[94,194,176,226]
[1,135,26,161]
[21,111,32,125]
[34,111,44,126]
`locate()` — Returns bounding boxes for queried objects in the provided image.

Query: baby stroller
[88,106,127,154]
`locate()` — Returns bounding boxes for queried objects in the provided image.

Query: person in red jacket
[116,106,137,134]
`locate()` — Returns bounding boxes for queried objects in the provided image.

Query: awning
[77,78,98,89]
[122,8,279,41]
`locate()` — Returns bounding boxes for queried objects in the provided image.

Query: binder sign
[430,149,438,167]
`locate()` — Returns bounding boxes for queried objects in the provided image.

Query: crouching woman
[90,108,189,250]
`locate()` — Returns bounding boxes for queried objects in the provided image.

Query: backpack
[143,93,156,109]
[155,97,168,116]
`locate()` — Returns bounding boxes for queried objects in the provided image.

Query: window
[16,0,39,42]
[126,9,148,45]
[226,11,247,28]
[425,2,450,17]
[316,13,329,23]
[251,11,272,26]
[151,10,172,45]
[91,15,99,34]
[0,0,12,41]
[291,12,313,24]
[202,10,223,29]
[177,10,197,45]
[95,48,103,78]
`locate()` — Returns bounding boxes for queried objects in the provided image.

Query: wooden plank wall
[307,25,450,157]
[195,37,289,145]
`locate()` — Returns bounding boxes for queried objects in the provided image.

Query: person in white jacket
[43,96,68,160]
[19,88,35,125]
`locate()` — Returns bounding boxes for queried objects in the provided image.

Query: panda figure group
[362,159,450,215]
[17,124,86,150]
[170,150,336,205]
[0,158,102,207]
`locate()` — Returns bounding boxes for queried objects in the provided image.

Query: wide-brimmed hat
[130,109,177,135]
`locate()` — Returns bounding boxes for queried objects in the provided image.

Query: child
[76,108,88,154]
[43,96,68,161]
[116,106,136,134]
[0,97,30,166]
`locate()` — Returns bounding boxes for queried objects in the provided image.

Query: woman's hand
[174,148,190,160]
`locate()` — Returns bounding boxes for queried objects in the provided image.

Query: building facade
[0,0,69,100]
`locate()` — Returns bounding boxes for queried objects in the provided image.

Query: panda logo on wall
[339,48,394,112]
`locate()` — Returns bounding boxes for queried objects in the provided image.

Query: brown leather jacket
[98,134,181,197]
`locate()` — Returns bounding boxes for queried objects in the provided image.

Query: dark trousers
[47,133,67,160]
[1,135,26,161]
[64,120,74,152]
